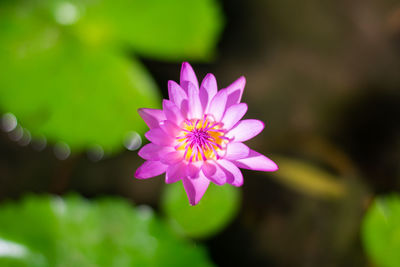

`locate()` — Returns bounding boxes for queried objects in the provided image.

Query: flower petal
[207,89,228,122]
[180,62,199,91]
[165,162,186,184]
[225,76,246,109]
[162,100,184,125]
[199,73,218,111]
[135,161,168,179]
[186,161,201,178]
[159,120,181,137]
[224,142,250,160]
[226,119,264,142]
[201,160,226,185]
[182,172,210,206]
[138,143,174,160]
[138,108,165,129]
[168,80,188,116]
[233,149,278,171]
[188,82,203,119]
[160,151,184,165]
[221,103,248,130]
[217,159,243,187]
[145,127,174,146]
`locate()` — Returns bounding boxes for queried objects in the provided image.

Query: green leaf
[0,0,223,153]
[0,195,214,267]
[90,0,224,61]
[270,156,346,199]
[162,182,241,239]
[362,194,400,267]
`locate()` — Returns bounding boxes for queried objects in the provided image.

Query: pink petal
[201,160,226,185]
[144,127,174,146]
[221,103,248,130]
[168,80,188,116]
[233,149,278,171]
[165,162,186,184]
[135,161,168,179]
[207,89,228,122]
[188,82,203,119]
[224,142,250,160]
[199,73,217,111]
[182,172,210,206]
[186,161,201,178]
[138,108,165,129]
[138,143,174,161]
[217,159,243,187]
[224,76,246,109]
[180,62,199,91]
[162,100,184,126]
[226,119,264,142]
[159,120,181,137]
[160,151,183,165]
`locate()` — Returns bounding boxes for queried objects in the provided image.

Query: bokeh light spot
[54,142,71,160]
[124,131,142,151]
[87,145,104,162]
[1,113,17,132]
[54,2,80,25]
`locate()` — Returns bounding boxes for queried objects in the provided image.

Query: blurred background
[1,0,400,266]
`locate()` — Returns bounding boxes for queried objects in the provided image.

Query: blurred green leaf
[0,0,223,153]
[271,156,346,199]
[0,195,214,267]
[87,0,224,60]
[362,194,400,267]
[162,182,240,239]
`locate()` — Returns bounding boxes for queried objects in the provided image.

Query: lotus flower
[135,62,278,205]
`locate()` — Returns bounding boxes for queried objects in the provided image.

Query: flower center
[176,115,228,162]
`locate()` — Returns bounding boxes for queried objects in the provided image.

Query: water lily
[135,62,278,205]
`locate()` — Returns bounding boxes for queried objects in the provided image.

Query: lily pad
[0,0,223,153]
[162,182,241,239]
[0,195,214,267]
[362,194,400,267]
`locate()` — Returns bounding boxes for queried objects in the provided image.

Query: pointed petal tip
[134,168,144,179]
[180,62,199,90]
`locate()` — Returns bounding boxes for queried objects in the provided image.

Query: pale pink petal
[186,161,201,178]
[233,149,278,171]
[224,76,246,109]
[160,151,184,165]
[180,62,199,91]
[135,161,168,179]
[224,142,250,160]
[138,108,165,129]
[201,160,226,185]
[199,73,217,111]
[168,80,188,116]
[221,103,248,130]
[159,120,181,137]
[144,128,174,146]
[138,143,174,161]
[165,162,186,184]
[207,89,228,122]
[162,100,184,126]
[182,172,210,206]
[217,159,243,187]
[188,82,203,119]
[226,119,264,142]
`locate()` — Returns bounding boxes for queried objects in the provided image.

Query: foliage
[362,194,400,267]
[0,195,214,267]
[162,182,240,239]
[0,0,223,153]
[271,156,346,199]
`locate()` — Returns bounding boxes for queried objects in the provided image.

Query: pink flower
[135,62,278,205]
